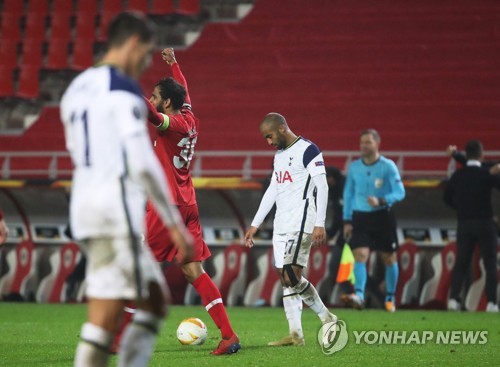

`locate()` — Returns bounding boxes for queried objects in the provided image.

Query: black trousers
[450,218,498,304]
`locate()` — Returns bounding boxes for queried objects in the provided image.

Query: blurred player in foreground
[60,13,192,367]
[0,209,8,245]
[342,129,405,312]
[245,113,337,346]
[113,48,240,356]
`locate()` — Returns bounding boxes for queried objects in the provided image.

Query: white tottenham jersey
[60,65,150,240]
[272,137,326,234]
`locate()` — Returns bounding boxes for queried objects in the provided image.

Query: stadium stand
[150,0,175,15]
[0,240,38,301]
[419,242,457,309]
[36,242,81,303]
[0,66,15,97]
[244,248,281,307]
[1,0,499,172]
[464,246,500,311]
[3,0,24,18]
[0,0,498,311]
[395,242,421,307]
[211,243,249,306]
[303,245,332,300]
[27,0,50,16]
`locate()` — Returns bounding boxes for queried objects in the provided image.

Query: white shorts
[81,237,167,300]
[273,232,313,269]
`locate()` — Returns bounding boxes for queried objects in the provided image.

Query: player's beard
[275,135,287,150]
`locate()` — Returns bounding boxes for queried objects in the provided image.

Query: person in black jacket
[444,140,500,312]
[447,144,499,169]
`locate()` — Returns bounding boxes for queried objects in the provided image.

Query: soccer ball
[176,318,208,345]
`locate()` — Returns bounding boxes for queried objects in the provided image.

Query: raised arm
[161,48,191,106]
[143,96,166,128]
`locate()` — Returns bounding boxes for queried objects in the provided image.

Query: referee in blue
[342,129,405,312]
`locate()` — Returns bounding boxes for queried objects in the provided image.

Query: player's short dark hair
[107,12,155,48]
[155,77,186,110]
[360,129,381,143]
[465,139,483,159]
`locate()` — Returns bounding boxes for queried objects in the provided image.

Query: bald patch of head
[261,112,288,131]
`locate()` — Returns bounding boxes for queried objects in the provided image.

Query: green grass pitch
[0,303,498,366]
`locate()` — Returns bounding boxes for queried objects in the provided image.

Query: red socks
[110,303,135,354]
[192,273,234,339]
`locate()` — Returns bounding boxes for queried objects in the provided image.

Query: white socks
[282,287,303,338]
[118,310,163,367]
[74,323,112,367]
[293,277,331,323]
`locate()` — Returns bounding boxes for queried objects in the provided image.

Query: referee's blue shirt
[343,156,405,221]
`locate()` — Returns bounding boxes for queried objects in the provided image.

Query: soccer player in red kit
[113,48,240,356]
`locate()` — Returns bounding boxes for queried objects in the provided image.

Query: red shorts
[146,203,211,263]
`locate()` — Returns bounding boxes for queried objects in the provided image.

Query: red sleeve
[171,62,191,106]
[143,96,164,127]
[0,209,3,220]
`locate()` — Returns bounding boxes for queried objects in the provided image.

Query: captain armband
[157,114,170,131]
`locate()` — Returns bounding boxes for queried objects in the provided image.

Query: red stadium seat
[0,241,38,300]
[98,11,117,41]
[3,0,24,17]
[71,38,94,70]
[24,13,47,41]
[212,244,250,306]
[20,38,44,68]
[27,0,50,16]
[52,0,74,14]
[46,38,69,69]
[0,67,15,97]
[150,0,175,15]
[464,245,500,311]
[75,13,97,42]
[419,242,457,309]
[36,243,82,303]
[178,0,200,15]
[1,13,22,43]
[76,0,99,15]
[126,0,148,13]
[16,65,40,99]
[0,40,19,69]
[49,12,72,41]
[244,248,282,307]
[102,0,123,13]
[395,242,421,307]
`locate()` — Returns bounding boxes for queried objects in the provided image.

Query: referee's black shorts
[349,209,399,252]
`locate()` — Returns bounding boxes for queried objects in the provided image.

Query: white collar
[466,160,481,167]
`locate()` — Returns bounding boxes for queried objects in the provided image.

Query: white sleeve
[115,93,182,227]
[312,173,328,227]
[305,151,326,178]
[250,178,278,228]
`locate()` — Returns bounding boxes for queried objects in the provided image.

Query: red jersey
[152,107,198,205]
[145,63,198,206]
